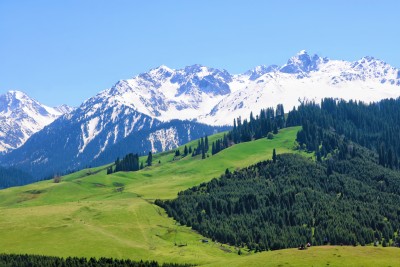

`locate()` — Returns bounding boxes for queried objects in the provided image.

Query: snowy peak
[280,50,328,74]
[172,64,232,97]
[54,104,75,114]
[0,90,71,152]
[245,65,279,80]
[83,52,400,127]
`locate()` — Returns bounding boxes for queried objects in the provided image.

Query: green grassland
[0,126,399,266]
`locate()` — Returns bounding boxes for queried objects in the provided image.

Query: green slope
[0,126,398,266]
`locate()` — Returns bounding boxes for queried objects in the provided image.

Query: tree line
[211,105,286,156]
[0,253,193,267]
[107,152,153,174]
[0,167,33,189]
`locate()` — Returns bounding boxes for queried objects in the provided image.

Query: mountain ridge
[92,50,400,126]
[0,90,73,152]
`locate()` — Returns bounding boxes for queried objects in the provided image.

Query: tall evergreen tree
[272,148,277,163]
[146,151,153,166]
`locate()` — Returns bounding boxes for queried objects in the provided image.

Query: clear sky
[1,0,399,107]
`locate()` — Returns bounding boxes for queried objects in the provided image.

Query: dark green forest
[157,152,400,251]
[0,167,33,189]
[157,98,400,251]
[287,98,400,168]
[0,254,193,267]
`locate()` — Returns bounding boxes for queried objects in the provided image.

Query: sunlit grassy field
[0,126,398,266]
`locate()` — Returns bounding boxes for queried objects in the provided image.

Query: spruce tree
[146,151,153,166]
[272,148,277,163]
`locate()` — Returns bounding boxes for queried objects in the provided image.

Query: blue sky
[1,0,399,107]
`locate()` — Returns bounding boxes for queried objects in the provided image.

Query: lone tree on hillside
[53,175,61,183]
[272,148,277,163]
[146,151,153,166]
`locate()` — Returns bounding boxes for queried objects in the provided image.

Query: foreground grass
[0,126,398,266]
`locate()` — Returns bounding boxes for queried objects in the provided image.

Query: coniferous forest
[157,98,400,251]
[0,254,192,267]
[286,98,400,168]
[0,167,33,189]
[157,152,400,251]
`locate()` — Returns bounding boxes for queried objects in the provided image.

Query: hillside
[0,127,295,265]
[158,153,400,250]
[0,126,399,266]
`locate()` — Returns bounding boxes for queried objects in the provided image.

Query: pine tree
[205,136,209,152]
[184,145,188,156]
[273,123,278,134]
[272,148,277,163]
[146,151,153,166]
[223,134,229,148]
[197,140,201,155]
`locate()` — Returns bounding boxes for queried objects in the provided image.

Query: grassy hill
[0,126,399,266]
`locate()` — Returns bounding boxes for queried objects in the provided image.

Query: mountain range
[1,50,400,182]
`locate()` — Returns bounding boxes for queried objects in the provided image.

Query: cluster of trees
[210,105,286,156]
[287,98,400,169]
[227,105,285,145]
[175,145,192,158]
[157,152,400,251]
[0,254,193,267]
[211,134,229,155]
[107,152,153,174]
[0,167,33,189]
[191,136,209,159]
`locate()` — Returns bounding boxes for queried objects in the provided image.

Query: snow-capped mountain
[79,51,400,126]
[205,51,400,125]
[0,90,72,152]
[1,93,228,178]
[2,50,400,182]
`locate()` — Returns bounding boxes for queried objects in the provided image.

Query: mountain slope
[0,90,72,152]
[1,101,228,179]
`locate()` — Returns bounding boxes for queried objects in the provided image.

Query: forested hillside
[158,98,400,252]
[287,98,400,168]
[157,152,400,251]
